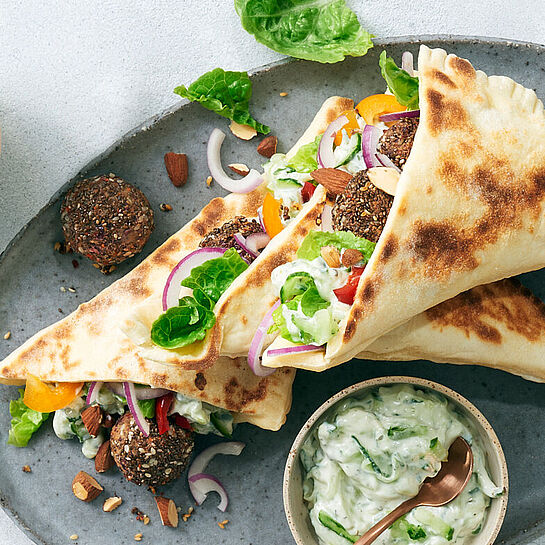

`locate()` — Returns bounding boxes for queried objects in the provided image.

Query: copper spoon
[354,436,474,545]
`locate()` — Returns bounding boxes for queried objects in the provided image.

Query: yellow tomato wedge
[23,375,83,412]
[356,94,405,125]
[334,109,360,146]
[262,192,284,238]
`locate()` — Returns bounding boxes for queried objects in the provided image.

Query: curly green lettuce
[235,0,373,64]
[174,68,269,134]
[8,389,50,447]
[297,231,375,262]
[379,50,419,109]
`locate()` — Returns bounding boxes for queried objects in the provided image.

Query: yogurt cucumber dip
[300,385,503,545]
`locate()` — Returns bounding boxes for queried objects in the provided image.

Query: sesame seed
[3,331,11,340]
[68,287,76,293]
[206,176,213,187]
[279,92,288,97]
[159,203,172,212]
[134,534,143,541]
[70,535,79,541]
[143,515,150,525]
[60,286,66,292]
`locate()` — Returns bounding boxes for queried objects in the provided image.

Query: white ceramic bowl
[284,376,508,545]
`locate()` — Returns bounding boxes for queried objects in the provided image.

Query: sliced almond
[366,167,400,196]
[72,471,103,502]
[155,496,178,528]
[310,168,352,195]
[342,248,364,268]
[229,121,257,140]
[228,163,250,176]
[320,246,341,268]
[103,496,123,512]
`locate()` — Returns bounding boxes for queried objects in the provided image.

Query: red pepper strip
[301,181,316,203]
[173,414,193,431]
[333,266,365,305]
[156,393,174,435]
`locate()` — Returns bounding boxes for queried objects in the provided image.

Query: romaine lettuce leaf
[8,389,50,447]
[151,296,216,349]
[297,231,375,262]
[181,248,248,309]
[235,0,373,64]
[379,51,419,110]
[174,68,269,134]
[286,135,321,173]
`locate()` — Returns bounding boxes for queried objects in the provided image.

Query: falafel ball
[110,412,194,486]
[377,117,419,170]
[332,170,393,243]
[61,174,154,272]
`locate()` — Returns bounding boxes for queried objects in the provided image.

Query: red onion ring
[321,204,333,232]
[207,129,263,193]
[233,233,257,258]
[402,51,415,76]
[107,382,171,400]
[188,473,229,511]
[86,381,103,405]
[317,115,348,168]
[266,344,323,357]
[188,442,245,481]
[257,207,266,231]
[162,247,227,310]
[245,232,270,254]
[375,153,401,173]
[362,125,383,169]
[379,110,420,123]
[247,300,281,376]
[123,382,150,437]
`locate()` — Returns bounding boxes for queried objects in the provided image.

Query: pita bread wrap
[264,45,545,370]
[263,279,545,383]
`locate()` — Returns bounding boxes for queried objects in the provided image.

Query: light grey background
[1,1,544,543]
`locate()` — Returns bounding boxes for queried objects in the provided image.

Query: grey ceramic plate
[1,36,545,545]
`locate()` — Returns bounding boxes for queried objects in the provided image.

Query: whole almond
[257,135,277,158]
[72,471,103,502]
[320,246,341,268]
[164,152,188,187]
[342,248,364,268]
[155,496,179,528]
[95,439,114,473]
[81,405,103,437]
[310,168,352,195]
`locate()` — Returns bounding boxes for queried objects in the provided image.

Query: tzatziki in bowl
[284,377,508,545]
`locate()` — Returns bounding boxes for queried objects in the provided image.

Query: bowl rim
[283,375,509,545]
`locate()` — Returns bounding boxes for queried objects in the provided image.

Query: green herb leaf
[138,399,156,419]
[318,511,358,543]
[297,231,375,262]
[235,0,373,64]
[379,51,419,109]
[8,389,50,447]
[151,296,216,349]
[182,248,248,310]
[286,135,321,173]
[174,68,269,134]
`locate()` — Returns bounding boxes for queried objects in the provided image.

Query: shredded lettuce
[174,68,269,134]
[235,0,373,64]
[286,135,321,173]
[379,51,419,110]
[297,231,375,262]
[8,389,50,447]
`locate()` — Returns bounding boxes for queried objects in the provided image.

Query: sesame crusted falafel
[377,117,419,170]
[110,413,194,486]
[61,174,154,272]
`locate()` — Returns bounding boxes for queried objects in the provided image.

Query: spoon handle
[353,498,419,545]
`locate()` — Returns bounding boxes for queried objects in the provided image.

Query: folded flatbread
[263,279,545,383]
[265,45,545,370]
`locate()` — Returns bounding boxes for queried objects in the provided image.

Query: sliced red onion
[233,233,257,258]
[267,344,323,357]
[86,381,103,405]
[123,382,150,437]
[162,247,227,310]
[402,51,415,76]
[246,232,270,254]
[376,153,401,173]
[317,115,348,168]
[362,125,383,169]
[188,473,229,511]
[321,204,333,232]
[188,442,245,480]
[207,129,263,193]
[248,300,281,376]
[379,110,420,123]
[257,207,266,231]
[108,382,171,399]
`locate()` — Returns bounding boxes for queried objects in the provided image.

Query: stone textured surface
[1,1,545,543]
